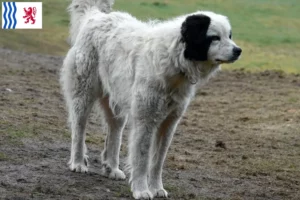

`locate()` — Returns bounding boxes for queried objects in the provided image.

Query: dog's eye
[211,36,220,41]
[229,31,232,39]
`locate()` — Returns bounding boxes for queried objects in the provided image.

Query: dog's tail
[68,0,115,45]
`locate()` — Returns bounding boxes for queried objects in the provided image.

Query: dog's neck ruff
[177,59,220,86]
[179,70,197,85]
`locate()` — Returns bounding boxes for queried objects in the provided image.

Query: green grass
[0,152,8,161]
[0,0,300,72]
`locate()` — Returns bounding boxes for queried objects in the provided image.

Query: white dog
[60,0,242,199]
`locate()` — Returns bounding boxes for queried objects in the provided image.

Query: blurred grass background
[0,0,300,72]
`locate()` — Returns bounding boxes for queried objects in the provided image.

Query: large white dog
[60,0,242,199]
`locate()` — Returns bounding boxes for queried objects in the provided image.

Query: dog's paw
[69,155,89,173]
[108,168,126,180]
[100,163,126,180]
[69,161,88,173]
[150,188,168,198]
[132,190,153,200]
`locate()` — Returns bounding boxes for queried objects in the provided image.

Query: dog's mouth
[216,56,240,64]
[215,59,234,64]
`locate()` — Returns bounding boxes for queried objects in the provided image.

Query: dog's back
[67,0,158,118]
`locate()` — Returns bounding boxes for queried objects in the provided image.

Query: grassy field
[0,0,300,72]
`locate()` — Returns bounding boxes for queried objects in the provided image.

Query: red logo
[23,7,37,24]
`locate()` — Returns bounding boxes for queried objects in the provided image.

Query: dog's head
[181,11,241,64]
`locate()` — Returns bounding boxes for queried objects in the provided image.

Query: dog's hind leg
[148,105,186,198]
[99,96,127,180]
[61,48,98,173]
[68,94,94,173]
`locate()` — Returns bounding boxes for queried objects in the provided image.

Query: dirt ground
[1,48,300,200]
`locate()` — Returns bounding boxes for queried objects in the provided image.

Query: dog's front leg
[148,115,180,197]
[129,90,166,200]
[148,105,186,198]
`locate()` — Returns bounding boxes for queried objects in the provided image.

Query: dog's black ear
[181,15,211,61]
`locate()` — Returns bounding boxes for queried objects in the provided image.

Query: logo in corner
[23,7,36,24]
[2,2,42,29]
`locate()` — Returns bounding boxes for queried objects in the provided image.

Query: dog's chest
[165,75,194,111]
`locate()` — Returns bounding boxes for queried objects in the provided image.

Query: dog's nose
[233,47,242,56]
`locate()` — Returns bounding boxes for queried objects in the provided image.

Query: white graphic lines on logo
[2,2,17,29]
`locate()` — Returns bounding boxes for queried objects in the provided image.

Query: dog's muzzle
[216,47,242,64]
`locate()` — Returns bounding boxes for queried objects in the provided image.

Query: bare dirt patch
[1,48,300,199]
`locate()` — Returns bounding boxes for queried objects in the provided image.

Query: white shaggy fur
[60,0,241,199]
